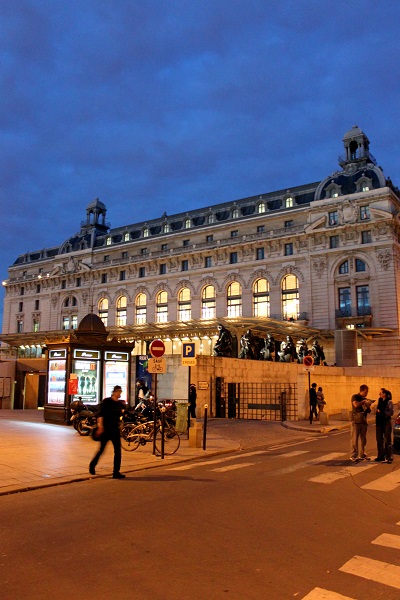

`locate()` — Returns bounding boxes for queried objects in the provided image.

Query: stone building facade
[1,126,400,366]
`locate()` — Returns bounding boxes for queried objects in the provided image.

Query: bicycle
[120,418,180,455]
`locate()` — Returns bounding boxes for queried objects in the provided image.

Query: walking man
[375,388,394,463]
[309,382,318,424]
[89,385,126,479]
[350,384,373,462]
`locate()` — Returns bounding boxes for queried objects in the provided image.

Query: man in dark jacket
[309,382,318,424]
[188,383,197,418]
[375,388,394,463]
[89,385,126,479]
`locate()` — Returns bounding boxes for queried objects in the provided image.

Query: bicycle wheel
[155,424,180,455]
[120,423,140,452]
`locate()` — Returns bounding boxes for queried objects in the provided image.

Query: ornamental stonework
[376,248,392,271]
[312,258,327,278]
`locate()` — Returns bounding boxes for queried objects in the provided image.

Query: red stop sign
[150,339,165,358]
[303,355,314,367]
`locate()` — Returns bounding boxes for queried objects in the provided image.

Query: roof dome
[77,313,107,333]
[86,198,106,211]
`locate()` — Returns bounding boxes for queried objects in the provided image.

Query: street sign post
[182,342,196,366]
[150,339,166,358]
[148,358,167,373]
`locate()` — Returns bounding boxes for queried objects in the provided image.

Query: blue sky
[1,0,400,328]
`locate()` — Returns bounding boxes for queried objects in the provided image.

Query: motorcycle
[70,398,99,436]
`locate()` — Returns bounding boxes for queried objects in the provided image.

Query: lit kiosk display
[44,313,134,425]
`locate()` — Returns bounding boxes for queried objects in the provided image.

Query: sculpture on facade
[213,324,233,357]
[239,329,258,360]
[278,335,297,363]
[296,338,310,364]
[311,339,326,365]
[260,333,276,361]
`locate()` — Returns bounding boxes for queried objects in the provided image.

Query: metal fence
[225,382,298,421]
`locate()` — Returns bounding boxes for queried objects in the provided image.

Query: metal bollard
[203,404,208,450]
[160,406,166,459]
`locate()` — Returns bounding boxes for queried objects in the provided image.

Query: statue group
[213,324,326,364]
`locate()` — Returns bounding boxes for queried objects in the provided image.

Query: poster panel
[71,359,100,405]
[0,378,3,398]
[103,361,129,401]
[47,359,67,405]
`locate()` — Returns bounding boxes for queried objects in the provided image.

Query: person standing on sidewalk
[188,384,197,418]
[89,385,126,479]
[375,388,394,463]
[309,382,318,424]
[350,384,373,462]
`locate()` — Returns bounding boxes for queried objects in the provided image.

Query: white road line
[275,453,345,475]
[339,555,400,590]
[301,588,356,599]
[309,463,377,484]
[167,450,268,471]
[268,438,319,450]
[281,450,310,458]
[372,533,400,550]
[211,462,255,473]
[361,469,400,492]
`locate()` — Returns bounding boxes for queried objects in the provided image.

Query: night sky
[1,0,400,328]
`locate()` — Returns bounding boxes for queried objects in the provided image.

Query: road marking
[339,555,400,589]
[275,453,345,475]
[372,533,400,550]
[268,438,319,450]
[361,470,400,492]
[281,450,309,458]
[309,463,376,484]
[167,450,268,471]
[211,462,255,473]
[301,588,356,599]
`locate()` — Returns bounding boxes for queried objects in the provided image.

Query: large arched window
[63,296,77,308]
[253,278,270,317]
[227,281,242,317]
[135,293,147,325]
[178,288,191,321]
[156,291,168,323]
[338,261,349,274]
[281,274,299,321]
[98,298,109,326]
[258,202,266,214]
[201,285,216,319]
[116,295,127,326]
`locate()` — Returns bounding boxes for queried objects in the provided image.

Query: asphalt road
[1,429,399,600]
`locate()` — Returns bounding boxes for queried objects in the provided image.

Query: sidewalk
[0,410,350,496]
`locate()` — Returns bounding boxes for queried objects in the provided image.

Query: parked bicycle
[120,418,180,455]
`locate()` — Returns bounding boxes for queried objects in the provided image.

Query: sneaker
[112,472,126,479]
[350,457,359,462]
[359,455,371,461]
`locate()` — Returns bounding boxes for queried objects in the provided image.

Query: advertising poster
[71,359,100,404]
[47,359,67,405]
[135,355,152,392]
[103,361,128,401]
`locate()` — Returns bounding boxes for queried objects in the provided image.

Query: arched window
[232,207,239,219]
[156,291,168,323]
[253,278,270,317]
[106,236,111,245]
[355,259,366,272]
[116,295,127,326]
[135,293,147,325]
[258,202,266,214]
[64,297,69,308]
[124,232,130,241]
[178,288,191,321]
[184,218,191,229]
[339,261,349,275]
[227,281,242,317]
[143,227,149,238]
[207,213,215,224]
[201,285,216,319]
[98,298,109,326]
[163,223,170,233]
[281,274,299,321]
[63,296,77,308]
[284,196,294,208]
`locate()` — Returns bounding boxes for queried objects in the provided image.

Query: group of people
[350,384,394,463]
[308,382,326,423]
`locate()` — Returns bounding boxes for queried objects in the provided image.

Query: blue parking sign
[182,342,195,358]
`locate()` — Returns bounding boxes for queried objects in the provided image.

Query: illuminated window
[143,227,149,238]
[227,281,242,317]
[156,291,168,323]
[178,288,191,321]
[284,196,293,208]
[98,298,109,326]
[184,218,191,229]
[281,274,299,321]
[201,285,216,319]
[258,202,266,214]
[116,295,127,326]
[124,232,130,241]
[253,279,270,317]
[135,293,147,325]
[106,237,111,246]
[232,208,239,219]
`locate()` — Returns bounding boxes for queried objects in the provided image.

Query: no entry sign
[303,355,314,367]
[150,339,166,358]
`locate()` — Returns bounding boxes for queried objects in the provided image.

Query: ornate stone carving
[376,248,392,271]
[51,294,58,308]
[312,258,327,278]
